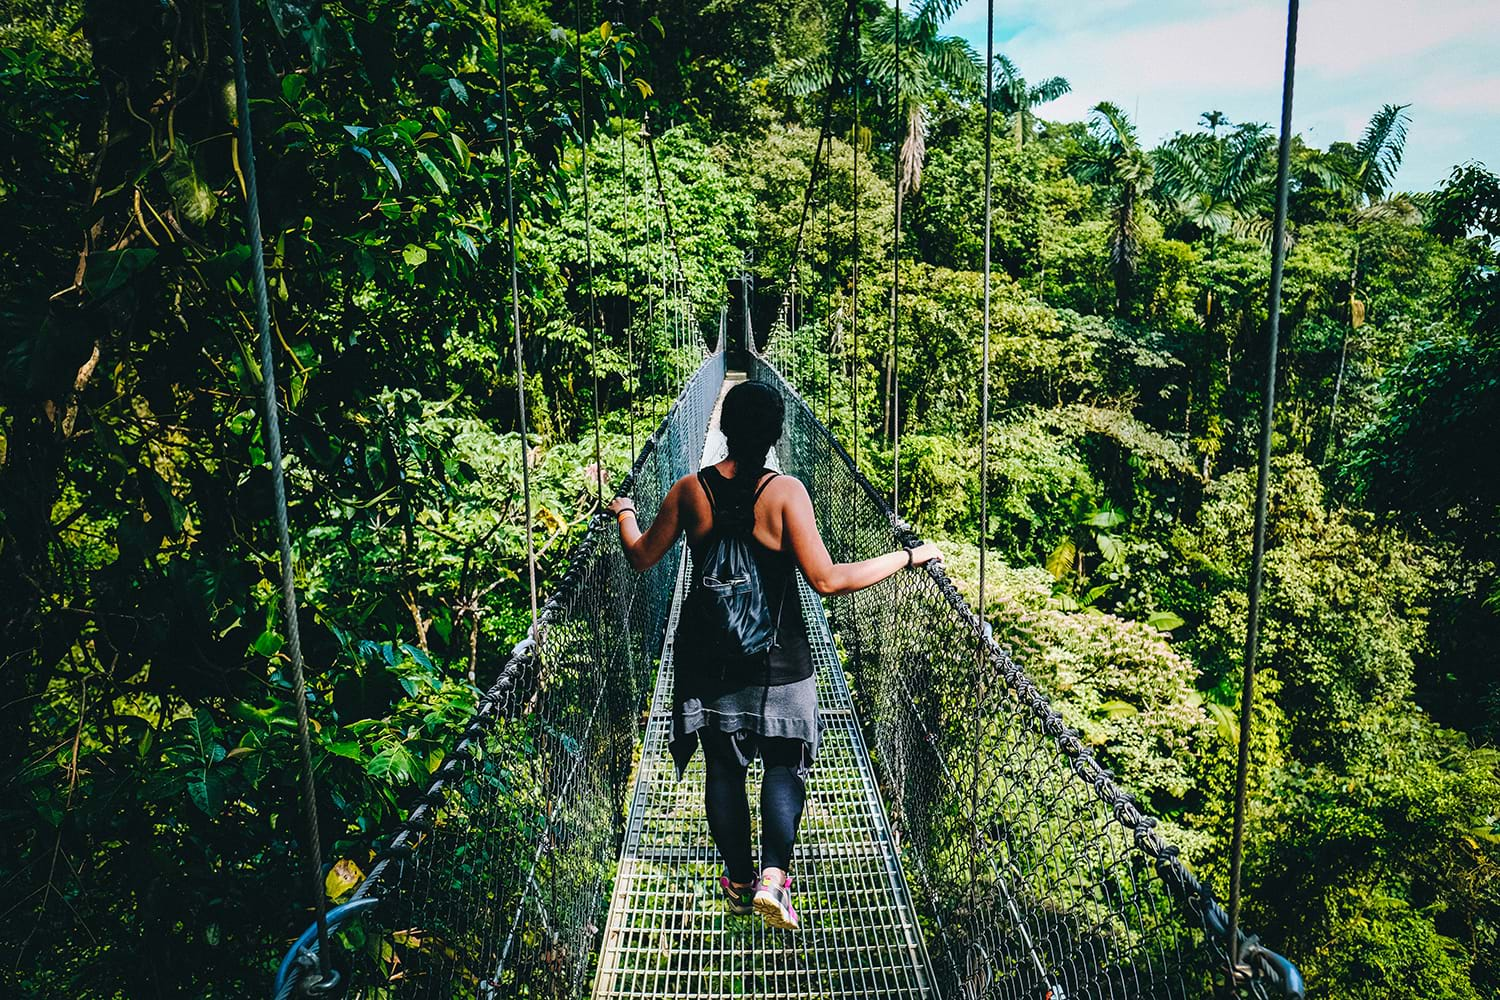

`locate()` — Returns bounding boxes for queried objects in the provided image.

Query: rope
[850,1,861,473]
[496,7,539,632]
[227,0,330,984]
[615,5,637,462]
[644,128,687,293]
[576,0,603,503]
[889,0,903,514]
[641,113,658,421]
[828,134,840,425]
[1226,0,1299,980]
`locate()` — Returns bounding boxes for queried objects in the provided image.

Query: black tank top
[686,466,815,688]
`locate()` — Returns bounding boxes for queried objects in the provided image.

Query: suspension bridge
[242,0,1310,994]
[271,336,1302,1000]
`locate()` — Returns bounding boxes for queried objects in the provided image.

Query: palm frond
[914,0,968,27]
[1302,151,1354,194]
[858,44,899,92]
[1153,137,1215,202]
[992,53,1021,87]
[1177,192,1235,236]
[900,102,929,193]
[1220,125,1274,204]
[1091,101,1140,152]
[1230,213,1274,248]
[1356,103,1411,201]
[1355,192,1422,226]
[771,53,833,96]
[929,35,982,89]
[987,58,1025,113]
[1028,75,1070,105]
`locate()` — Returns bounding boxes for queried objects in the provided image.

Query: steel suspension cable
[641,113,657,420]
[611,2,637,462]
[824,133,834,424]
[850,2,861,472]
[645,128,687,292]
[227,0,330,983]
[978,0,995,706]
[1227,0,1299,981]
[576,0,603,503]
[889,0,903,513]
[496,7,539,632]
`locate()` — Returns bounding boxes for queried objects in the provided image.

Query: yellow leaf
[325,858,364,902]
[599,21,611,41]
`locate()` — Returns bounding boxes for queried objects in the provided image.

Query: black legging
[700,728,807,884]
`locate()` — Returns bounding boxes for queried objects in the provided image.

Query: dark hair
[719,381,785,481]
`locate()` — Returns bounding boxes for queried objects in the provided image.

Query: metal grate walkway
[592,378,937,1000]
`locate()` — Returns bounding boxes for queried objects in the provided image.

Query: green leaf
[1099,700,1139,718]
[450,134,472,171]
[163,139,217,224]
[447,78,469,104]
[253,630,285,657]
[325,739,365,762]
[1046,539,1076,580]
[453,231,478,262]
[416,152,449,194]
[1205,702,1239,743]
[376,151,402,189]
[1147,610,1186,632]
[1083,508,1125,528]
[83,248,158,299]
[367,741,422,784]
[403,244,428,266]
[1096,533,1126,563]
[198,245,252,284]
[140,467,189,536]
[281,73,306,103]
[187,769,228,816]
[325,859,363,902]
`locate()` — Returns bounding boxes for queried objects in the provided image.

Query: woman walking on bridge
[607,380,941,931]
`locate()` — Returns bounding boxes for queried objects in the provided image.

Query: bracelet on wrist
[904,547,914,570]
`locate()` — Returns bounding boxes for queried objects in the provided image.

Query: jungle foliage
[1,1,1497,997]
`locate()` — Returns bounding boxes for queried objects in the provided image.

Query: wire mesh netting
[279,351,725,999]
[749,352,1300,1000]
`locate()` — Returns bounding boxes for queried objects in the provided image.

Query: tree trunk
[1325,243,1359,462]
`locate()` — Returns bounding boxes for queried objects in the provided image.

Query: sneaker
[719,875,754,916]
[753,873,799,930]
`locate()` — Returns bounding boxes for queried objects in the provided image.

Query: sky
[945,0,1500,192]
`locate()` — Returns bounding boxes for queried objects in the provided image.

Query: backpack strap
[696,470,718,514]
[751,471,780,505]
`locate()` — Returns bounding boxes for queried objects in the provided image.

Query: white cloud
[947,0,1500,189]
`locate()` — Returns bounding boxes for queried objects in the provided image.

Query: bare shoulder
[669,472,703,502]
[764,472,810,507]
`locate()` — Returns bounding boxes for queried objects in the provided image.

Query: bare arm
[780,479,940,596]
[607,479,687,572]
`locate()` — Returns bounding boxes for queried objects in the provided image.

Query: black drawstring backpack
[675,470,785,679]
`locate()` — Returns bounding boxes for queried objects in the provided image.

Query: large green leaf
[82,248,158,299]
